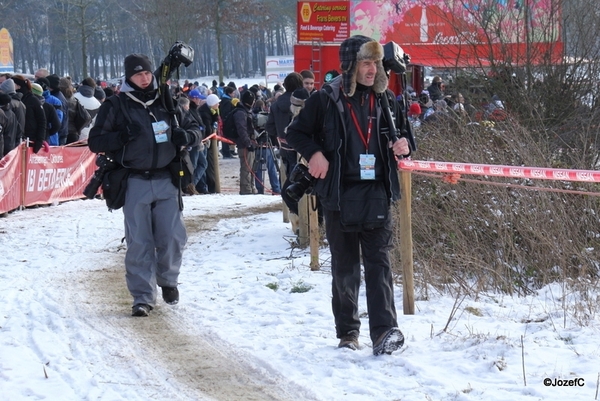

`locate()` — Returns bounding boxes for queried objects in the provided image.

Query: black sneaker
[338,330,360,350]
[161,286,179,305]
[373,327,404,356]
[131,304,152,317]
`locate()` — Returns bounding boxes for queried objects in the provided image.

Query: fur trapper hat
[339,35,387,97]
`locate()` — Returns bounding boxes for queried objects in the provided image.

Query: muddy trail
[58,201,302,401]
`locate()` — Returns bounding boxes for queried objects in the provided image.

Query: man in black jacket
[219,86,236,158]
[233,90,257,194]
[265,72,303,179]
[286,35,411,356]
[88,53,202,317]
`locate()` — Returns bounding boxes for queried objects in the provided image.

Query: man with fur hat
[286,35,411,356]
[88,53,202,317]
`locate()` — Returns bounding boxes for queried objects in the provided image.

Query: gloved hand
[42,141,50,153]
[120,123,141,144]
[212,122,218,131]
[32,140,43,154]
[246,145,255,152]
[171,126,190,147]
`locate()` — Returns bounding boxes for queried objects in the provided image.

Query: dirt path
[61,159,304,400]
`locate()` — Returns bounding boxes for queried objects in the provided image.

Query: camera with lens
[253,112,268,131]
[382,41,410,75]
[83,154,117,199]
[168,41,194,68]
[285,163,315,202]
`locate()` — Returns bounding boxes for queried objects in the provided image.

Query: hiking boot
[161,286,179,305]
[373,327,404,356]
[131,304,152,317]
[338,330,360,350]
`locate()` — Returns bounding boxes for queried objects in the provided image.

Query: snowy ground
[2,158,600,401]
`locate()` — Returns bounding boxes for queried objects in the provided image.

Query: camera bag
[102,167,130,211]
[339,181,389,231]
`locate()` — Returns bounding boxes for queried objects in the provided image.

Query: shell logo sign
[300,3,312,23]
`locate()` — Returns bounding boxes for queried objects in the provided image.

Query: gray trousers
[123,174,187,306]
[239,148,256,194]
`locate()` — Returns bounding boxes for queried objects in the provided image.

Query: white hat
[206,94,220,107]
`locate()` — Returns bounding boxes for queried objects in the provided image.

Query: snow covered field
[1,156,599,400]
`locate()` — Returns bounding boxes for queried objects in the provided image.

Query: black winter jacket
[286,75,404,211]
[232,103,254,149]
[18,90,46,146]
[88,78,201,170]
[265,91,293,141]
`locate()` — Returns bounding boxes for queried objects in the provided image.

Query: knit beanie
[0,93,11,106]
[339,35,387,96]
[408,102,422,117]
[124,53,153,80]
[46,74,60,90]
[206,93,220,107]
[36,77,51,91]
[241,90,255,107]
[94,86,106,102]
[31,83,44,97]
[0,78,16,94]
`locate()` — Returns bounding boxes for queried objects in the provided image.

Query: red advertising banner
[23,145,96,206]
[297,1,350,43]
[0,143,96,213]
[348,0,563,67]
[0,144,24,214]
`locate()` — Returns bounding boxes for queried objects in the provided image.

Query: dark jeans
[323,208,398,344]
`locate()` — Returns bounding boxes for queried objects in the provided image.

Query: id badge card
[359,154,376,180]
[152,121,169,143]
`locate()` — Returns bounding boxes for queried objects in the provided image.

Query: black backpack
[222,107,243,140]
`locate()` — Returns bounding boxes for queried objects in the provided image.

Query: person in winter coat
[232,90,258,195]
[265,72,304,179]
[31,83,61,146]
[88,53,202,317]
[11,75,47,153]
[218,86,236,158]
[74,77,101,141]
[0,93,18,156]
[426,75,444,102]
[187,89,209,194]
[199,93,220,193]
[286,35,411,356]
[45,74,69,145]
[0,78,26,142]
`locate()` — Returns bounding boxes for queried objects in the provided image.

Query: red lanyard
[347,94,375,151]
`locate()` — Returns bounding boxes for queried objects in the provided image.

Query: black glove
[246,145,255,152]
[120,123,141,144]
[171,127,190,147]
[32,140,43,154]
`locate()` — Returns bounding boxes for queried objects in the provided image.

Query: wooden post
[398,170,415,315]
[280,158,289,223]
[297,195,309,248]
[308,195,320,271]
[211,137,221,193]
